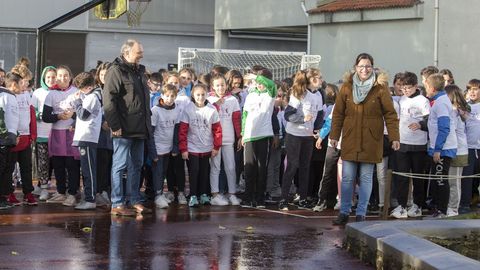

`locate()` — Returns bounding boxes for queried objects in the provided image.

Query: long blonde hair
[290,68,321,99]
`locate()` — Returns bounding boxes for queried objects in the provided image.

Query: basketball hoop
[126,0,151,27]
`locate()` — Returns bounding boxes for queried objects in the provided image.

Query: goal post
[178,47,321,81]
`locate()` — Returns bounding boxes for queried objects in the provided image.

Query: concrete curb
[344,220,480,269]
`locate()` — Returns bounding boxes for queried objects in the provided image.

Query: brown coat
[330,72,399,164]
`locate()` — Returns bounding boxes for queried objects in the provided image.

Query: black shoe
[241,200,252,207]
[355,215,366,222]
[367,204,380,214]
[332,213,349,225]
[278,199,289,211]
[297,199,310,209]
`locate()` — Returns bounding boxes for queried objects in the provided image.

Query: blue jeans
[340,160,374,217]
[111,138,144,207]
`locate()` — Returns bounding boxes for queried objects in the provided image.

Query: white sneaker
[177,192,187,205]
[39,189,50,201]
[446,208,459,217]
[62,194,77,206]
[46,192,66,203]
[333,200,341,210]
[163,192,174,203]
[390,205,408,219]
[155,195,169,209]
[211,194,229,206]
[32,186,42,196]
[229,194,241,206]
[75,201,96,210]
[407,204,422,217]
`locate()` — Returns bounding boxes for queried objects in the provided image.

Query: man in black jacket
[103,39,152,216]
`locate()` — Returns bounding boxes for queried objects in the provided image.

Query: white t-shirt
[242,91,275,141]
[44,86,77,130]
[31,88,52,139]
[398,94,430,145]
[73,91,102,145]
[0,90,19,134]
[286,91,322,137]
[453,110,468,156]
[151,104,181,155]
[15,92,31,136]
[428,94,457,152]
[207,95,240,145]
[181,102,220,153]
[465,102,480,149]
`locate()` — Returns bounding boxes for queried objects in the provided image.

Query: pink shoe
[23,193,38,206]
[7,193,21,206]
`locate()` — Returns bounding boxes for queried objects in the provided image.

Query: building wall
[309,0,480,86]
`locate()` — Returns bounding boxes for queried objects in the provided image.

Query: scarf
[352,72,376,104]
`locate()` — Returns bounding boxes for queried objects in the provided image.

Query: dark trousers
[309,139,328,198]
[0,146,11,196]
[460,148,480,207]
[166,154,186,192]
[187,154,210,197]
[281,134,314,200]
[96,148,112,193]
[7,146,34,195]
[394,151,427,208]
[317,146,341,203]
[152,154,170,193]
[430,156,451,213]
[244,138,270,202]
[51,156,81,196]
[35,142,50,187]
[79,145,97,202]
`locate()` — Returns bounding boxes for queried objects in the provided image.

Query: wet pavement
[0,200,373,270]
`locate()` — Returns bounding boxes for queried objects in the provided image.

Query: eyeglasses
[150,81,162,87]
[356,65,373,70]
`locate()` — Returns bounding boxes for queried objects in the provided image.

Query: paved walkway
[0,200,372,270]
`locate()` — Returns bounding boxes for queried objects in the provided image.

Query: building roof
[308,0,420,14]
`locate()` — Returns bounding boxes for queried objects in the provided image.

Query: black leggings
[244,138,270,202]
[51,156,80,196]
[187,154,210,197]
[430,156,451,213]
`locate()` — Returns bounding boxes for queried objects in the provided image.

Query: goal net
[178,48,321,81]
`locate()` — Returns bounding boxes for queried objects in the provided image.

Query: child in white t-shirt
[207,74,242,206]
[179,84,222,207]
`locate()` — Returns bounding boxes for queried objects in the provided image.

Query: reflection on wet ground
[0,204,372,270]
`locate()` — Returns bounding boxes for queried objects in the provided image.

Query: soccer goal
[178,48,321,81]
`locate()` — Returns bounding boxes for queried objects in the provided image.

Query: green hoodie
[40,66,56,90]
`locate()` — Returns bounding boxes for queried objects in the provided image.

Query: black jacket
[102,56,151,139]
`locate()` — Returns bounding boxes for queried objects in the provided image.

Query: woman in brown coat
[330,53,400,225]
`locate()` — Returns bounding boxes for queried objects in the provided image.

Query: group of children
[0,59,479,220]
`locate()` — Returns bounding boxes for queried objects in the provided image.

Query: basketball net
[126,0,150,27]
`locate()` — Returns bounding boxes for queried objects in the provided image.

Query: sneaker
[427,210,447,219]
[292,193,300,203]
[332,213,349,225]
[446,208,459,217]
[229,194,241,206]
[200,194,210,205]
[177,192,187,205]
[39,189,50,201]
[75,201,96,210]
[211,194,229,206]
[46,192,66,203]
[163,191,175,203]
[189,195,199,207]
[313,200,327,212]
[155,194,169,209]
[100,191,111,204]
[278,199,289,211]
[96,192,111,206]
[333,200,341,210]
[390,205,408,219]
[62,194,77,206]
[297,199,310,209]
[32,185,42,196]
[7,193,21,206]
[132,203,153,214]
[23,193,38,206]
[458,206,472,215]
[367,204,380,214]
[407,204,422,217]
[110,205,136,216]
[0,199,12,210]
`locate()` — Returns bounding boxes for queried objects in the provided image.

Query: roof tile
[309,0,419,14]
